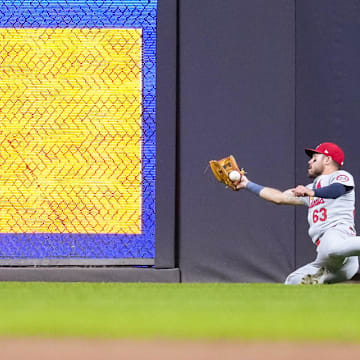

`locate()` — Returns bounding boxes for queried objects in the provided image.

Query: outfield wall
[1,0,359,283]
[177,0,360,282]
[177,0,295,282]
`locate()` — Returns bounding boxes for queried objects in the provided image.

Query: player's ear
[331,159,340,170]
[327,156,339,168]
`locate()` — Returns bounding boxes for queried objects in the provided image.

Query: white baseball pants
[285,225,360,284]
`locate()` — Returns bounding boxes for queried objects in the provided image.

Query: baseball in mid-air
[229,170,241,182]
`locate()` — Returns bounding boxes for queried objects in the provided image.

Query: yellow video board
[0,28,142,234]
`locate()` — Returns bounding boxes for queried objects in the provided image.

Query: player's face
[307,153,326,178]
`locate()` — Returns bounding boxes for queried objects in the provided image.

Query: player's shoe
[301,267,329,285]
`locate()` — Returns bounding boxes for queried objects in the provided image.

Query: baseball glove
[209,155,245,190]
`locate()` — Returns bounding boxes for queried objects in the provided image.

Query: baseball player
[236,142,360,284]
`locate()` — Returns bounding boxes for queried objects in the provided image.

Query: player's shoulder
[330,170,354,186]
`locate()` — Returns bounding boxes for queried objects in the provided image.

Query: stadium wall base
[0,267,180,283]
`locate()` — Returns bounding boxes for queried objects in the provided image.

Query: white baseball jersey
[300,170,355,242]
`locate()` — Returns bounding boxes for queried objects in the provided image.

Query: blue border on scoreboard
[0,0,157,259]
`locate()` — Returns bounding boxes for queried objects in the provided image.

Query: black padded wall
[177,0,296,282]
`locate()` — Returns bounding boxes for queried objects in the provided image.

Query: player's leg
[326,234,360,258]
[284,232,335,284]
[285,229,359,284]
[325,256,359,284]
[313,228,359,283]
[316,229,348,272]
[284,262,322,285]
[284,258,357,285]
[285,227,360,285]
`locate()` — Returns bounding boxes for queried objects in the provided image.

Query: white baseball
[229,170,241,182]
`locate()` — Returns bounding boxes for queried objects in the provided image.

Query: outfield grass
[0,282,360,341]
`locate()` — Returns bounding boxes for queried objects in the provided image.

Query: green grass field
[1,282,360,341]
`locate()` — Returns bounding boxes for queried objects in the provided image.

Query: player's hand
[235,174,249,190]
[292,185,314,197]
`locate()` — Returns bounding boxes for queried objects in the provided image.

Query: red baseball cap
[305,142,345,167]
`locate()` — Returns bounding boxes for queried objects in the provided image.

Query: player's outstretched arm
[260,187,304,206]
[236,175,304,206]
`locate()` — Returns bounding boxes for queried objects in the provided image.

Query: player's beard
[308,164,324,179]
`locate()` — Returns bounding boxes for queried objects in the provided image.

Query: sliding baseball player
[210,142,360,284]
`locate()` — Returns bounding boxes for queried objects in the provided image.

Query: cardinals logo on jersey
[309,180,325,208]
[336,174,350,183]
